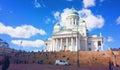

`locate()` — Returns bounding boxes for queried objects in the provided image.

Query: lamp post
[45,43,47,52]
[20,40,22,51]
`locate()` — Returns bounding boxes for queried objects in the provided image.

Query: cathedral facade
[45,9,103,52]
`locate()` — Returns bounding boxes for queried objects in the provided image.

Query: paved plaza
[0,64,119,70]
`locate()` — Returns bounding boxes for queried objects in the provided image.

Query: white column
[66,38,68,51]
[74,19,77,25]
[84,38,87,51]
[55,39,57,51]
[71,37,73,51]
[56,39,58,51]
[53,39,55,52]
[56,38,59,51]
[60,38,63,51]
[72,18,74,25]
[52,39,55,52]
[57,39,59,51]
[69,19,70,25]
[70,18,72,25]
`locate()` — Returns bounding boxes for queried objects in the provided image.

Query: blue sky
[0,0,120,52]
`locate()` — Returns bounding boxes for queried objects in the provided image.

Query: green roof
[55,23,60,26]
[68,9,79,15]
[81,20,86,23]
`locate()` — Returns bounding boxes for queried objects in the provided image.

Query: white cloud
[106,36,114,42]
[44,17,55,24]
[11,39,44,48]
[33,49,40,52]
[34,0,46,8]
[33,49,44,52]
[45,18,51,24]
[116,16,120,25]
[54,11,60,20]
[0,22,46,38]
[34,0,41,8]
[83,0,95,8]
[53,8,104,30]
[78,9,104,30]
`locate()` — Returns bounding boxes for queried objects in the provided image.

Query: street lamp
[45,43,48,52]
[20,40,23,51]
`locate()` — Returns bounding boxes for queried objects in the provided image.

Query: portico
[52,33,80,52]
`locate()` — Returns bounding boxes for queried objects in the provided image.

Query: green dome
[55,23,60,26]
[68,9,79,15]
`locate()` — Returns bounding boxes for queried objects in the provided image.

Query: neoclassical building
[45,8,103,52]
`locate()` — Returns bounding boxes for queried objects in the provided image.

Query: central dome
[68,8,79,15]
[65,8,80,29]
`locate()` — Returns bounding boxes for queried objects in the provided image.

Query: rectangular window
[88,43,91,45]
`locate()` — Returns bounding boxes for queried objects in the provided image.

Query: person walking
[109,61,114,70]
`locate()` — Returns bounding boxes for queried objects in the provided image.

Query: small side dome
[81,20,86,23]
[54,23,60,28]
[53,23,61,32]
[55,23,60,26]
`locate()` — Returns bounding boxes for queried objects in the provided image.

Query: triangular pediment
[53,29,76,35]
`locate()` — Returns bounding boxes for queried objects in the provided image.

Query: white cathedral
[45,8,103,52]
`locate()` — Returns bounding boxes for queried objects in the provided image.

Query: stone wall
[10,51,120,67]
[112,51,120,67]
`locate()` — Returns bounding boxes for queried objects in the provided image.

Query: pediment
[53,29,76,35]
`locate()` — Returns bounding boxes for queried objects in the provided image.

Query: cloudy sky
[0,0,120,52]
